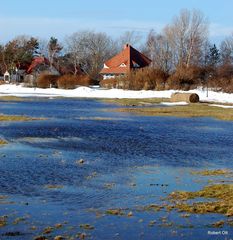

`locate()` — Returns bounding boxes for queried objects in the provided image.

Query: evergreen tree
[207,44,220,67]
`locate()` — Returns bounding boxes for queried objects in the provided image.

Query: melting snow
[0,84,233,104]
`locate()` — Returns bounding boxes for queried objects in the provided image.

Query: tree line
[0,9,233,91]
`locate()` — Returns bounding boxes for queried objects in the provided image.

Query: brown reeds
[37,74,59,88]
[57,74,92,89]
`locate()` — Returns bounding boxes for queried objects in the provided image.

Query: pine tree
[207,44,220,67]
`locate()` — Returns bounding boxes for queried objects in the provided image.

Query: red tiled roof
[27,56,50,74]
[100,44,151,74]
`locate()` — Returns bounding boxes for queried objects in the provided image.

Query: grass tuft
[169,184,233,216]
[116,103,233,121]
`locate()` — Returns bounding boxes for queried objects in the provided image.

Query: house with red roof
[24,56,60,87]
[100,44,151,80]
[27,56,59,75]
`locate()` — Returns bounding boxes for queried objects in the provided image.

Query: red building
[100,44,151,80]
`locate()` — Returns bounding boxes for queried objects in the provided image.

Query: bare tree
[220,33,233,65]
[145,29,172,73]
[48,37,63,68]
[38,38,49,57]
[117,31,142,50]
[65,31,117,80]
[164,9,208,68]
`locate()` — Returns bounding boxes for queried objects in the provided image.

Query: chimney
[124,43,129,49]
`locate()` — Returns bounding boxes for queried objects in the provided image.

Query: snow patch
[0,84,233,104]
[209,104,233,109]
[160,102,188,106]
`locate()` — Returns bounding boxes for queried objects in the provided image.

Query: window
[120,63,126,67]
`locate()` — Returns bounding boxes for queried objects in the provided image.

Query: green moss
[115,103,233,121]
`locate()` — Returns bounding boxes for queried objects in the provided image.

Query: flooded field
[0,98,233,240]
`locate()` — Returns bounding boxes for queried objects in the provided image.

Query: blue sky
[1,0,233,43]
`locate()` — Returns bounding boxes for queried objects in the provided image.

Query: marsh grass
[191,169,232,176]
[116,103,233,121]
[105,209,125,216]
[169,184,233,216]
[0,115,44,122]
[0,96,26,102]
[0,139,8,145]
[0,216,7,227]
[44,185,63,189]
[100,98,170,106]
[79,224,95,230]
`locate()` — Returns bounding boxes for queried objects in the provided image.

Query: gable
[100,44,151,75]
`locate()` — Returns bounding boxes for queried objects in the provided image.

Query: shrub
[100,67,168,90]
[99,78,118,88]
[206,65,233,93]
[167,66,206,90]
[37,74,59,88]
[57,74,92,89]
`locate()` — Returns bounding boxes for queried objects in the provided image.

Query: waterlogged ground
[0,98,233,240]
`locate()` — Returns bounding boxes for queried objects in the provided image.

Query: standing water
[0,98,233,239]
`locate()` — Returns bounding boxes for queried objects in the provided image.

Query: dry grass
[100,67,168,90]
[37,74,59,88]
[105,209,125,216]
[0,115,45,122]
[57,74,92,89]
[100,97,170,106]
[116,103,233,121]
[44,185,63,189]
[99,78,118,88]
[79,224,95,230]
[167,66,206,90]
[169,184,233,216]
[0,139,8,145]
[191,169,232,176]
[0,96,26,102]
[0,215,7,227]
[0,115,43,122]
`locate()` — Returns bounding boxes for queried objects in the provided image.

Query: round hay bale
[171,93,199,103]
